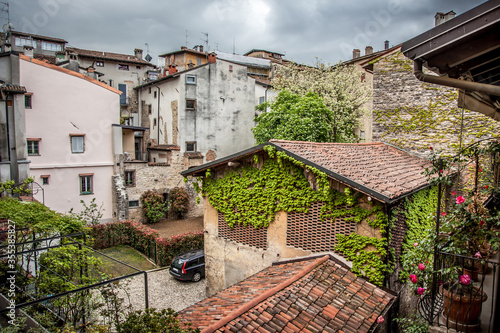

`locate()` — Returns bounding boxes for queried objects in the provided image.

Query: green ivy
[335,233,387,286]
[196,147,390,285]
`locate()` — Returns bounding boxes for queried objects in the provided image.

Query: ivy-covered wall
[196,147,391,292]
[372,50,500,157]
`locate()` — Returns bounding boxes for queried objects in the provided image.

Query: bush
[140,191,166,223]
[90,221,203,267]
[116,308,199,333]
[170,187,190,219]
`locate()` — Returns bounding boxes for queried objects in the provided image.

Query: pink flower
[413,242,418,247]
[485,185,489,189]
[410,274,417,284]
[480,220,485,226]
[377,316,384,324]
[455,196,465,204]
[479,169,482,172]
[451,191,457,196]
[475,252,482,259]
[417,287,425,295]
[418,263,425,271]
[460,274,471,285]
[440,170,443,173]
[441,212,447,216]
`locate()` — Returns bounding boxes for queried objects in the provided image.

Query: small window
[129,200,139,208]
[27,139,40,155]
[136,65,141,69]
[154,91,157,98]
[186,75,197,85]
[41,175,49,185]
[71,135,85,153]
[148,104,152,114]
[118,64,129,71]
[70,54,77,60]
[80,174,93,195]
[186,141,196,152]
[125,170,135,186]
[25,94,33,109]
[148,87,152,94]
[96,61,104,67]
[186,99,196,111]
[259,96,265,104]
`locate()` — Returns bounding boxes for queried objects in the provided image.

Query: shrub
[116,308,199,333]
[140,191,166,223]
[170,187,190,219]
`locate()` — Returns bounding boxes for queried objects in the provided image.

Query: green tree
[252,90,333,144]
[261,60,371,143]
[116,308,199,333]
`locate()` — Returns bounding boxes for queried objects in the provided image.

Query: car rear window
[171,258,185,269]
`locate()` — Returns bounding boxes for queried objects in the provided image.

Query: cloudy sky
[5,0,485,65]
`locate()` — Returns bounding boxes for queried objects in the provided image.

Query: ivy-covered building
[181,139,434,295]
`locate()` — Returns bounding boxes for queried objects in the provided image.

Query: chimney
[3,42,11,52]
[181,46,187,50]
[199,45,204,53]
[384,40,390,50]
[365,46,373,55]
[435,11,456,26]
[134,48,143,60]
[168,64,178,75]
[23,45,34,58]
[87,67,97,79]
[353,49,360,59]
[208,52,216,64]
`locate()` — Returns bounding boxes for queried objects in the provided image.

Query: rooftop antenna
[144,42,152,62]
[201,32,208,51]
[0,1,11,30]
[215,42,219,51]
[185,29,190,48]
[233,36,235,54]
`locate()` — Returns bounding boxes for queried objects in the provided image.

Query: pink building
[20,54,121,220]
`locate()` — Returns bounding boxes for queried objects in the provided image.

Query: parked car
[169,249,205,282]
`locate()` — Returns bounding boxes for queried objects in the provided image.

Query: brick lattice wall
[287,202,356,253]
[218,212,268,249]
[389,200,407,264]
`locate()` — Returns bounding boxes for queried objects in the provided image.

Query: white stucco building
[19,54,121,220]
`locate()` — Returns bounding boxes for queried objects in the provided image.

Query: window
[148,104,152,114]
[41,175,49,185]
[154,91,157,98]
[125,171,135,186]
[186,99,196,111]
[118,64,129,71]
[71,135,84,153]
[80,174,93,195]
[129,200,139,208]
[25,93,33,109]
[197,58,202,66]
[186,75,196,85]
[259,96,265,104]
[41,42,62,51]
[70,54,77,60]
[96,61,104,67]
[15,37,36,48]
[148,87,152,94]
[27,139,40,155]
[136,66,141,69]
[186,141,196,152]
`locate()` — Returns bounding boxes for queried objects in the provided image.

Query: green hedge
[90,220,203,267]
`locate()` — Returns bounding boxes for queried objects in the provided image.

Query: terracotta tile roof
[178,255,396,332]
[185,152,204,159]
[270,140,431,201]
[10,30,67,43]
[64,47,153,66]
[33,54,57,64]
[148,144,180,151]
[0,84,27,94]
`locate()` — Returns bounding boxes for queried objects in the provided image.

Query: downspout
[413,59,500,96]
[154,85,160,144]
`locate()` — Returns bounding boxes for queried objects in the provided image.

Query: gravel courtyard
[122,267,206,312]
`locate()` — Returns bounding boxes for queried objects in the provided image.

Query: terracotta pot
[442,286,487,325]
[463,267,480,282]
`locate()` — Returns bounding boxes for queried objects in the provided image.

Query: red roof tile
[148,144,181,151]
[178,255,396,333]
[270,140,431,200]
[64,47,153,65]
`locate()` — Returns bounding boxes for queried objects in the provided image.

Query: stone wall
[372,50,500,157]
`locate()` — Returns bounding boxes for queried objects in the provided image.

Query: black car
[169,249,205,282]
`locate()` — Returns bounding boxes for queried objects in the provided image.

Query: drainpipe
[154,85,160,144]
[413,60,500,96]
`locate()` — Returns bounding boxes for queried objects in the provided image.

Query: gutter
[413,59,500,97]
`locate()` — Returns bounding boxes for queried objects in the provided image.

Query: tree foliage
[255,60,371,143]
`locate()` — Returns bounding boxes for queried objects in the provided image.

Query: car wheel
[192,272,201,282]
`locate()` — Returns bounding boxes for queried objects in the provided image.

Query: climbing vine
[190,146,390,285]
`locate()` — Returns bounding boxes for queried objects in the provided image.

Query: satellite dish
[145,54,152,62]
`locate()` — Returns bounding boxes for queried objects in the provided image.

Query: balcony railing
[418,251,498,332]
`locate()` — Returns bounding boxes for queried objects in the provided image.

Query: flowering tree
[258,60,371,143]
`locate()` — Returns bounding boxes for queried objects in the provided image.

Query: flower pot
[442,286,487,331]
[463,267,480,282]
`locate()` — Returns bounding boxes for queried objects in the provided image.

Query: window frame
[185,141,197,152]
[79,174,93,195]
[70,134,85,154]
[124,170,135,187]
[118,64,129,71]
[186,99,197,111]
[27,138,40,156]
[25,93,33,109]
[129,200,140,208]
[186,75,197,85]
[96,61,104,67]
[41,175,50,185]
